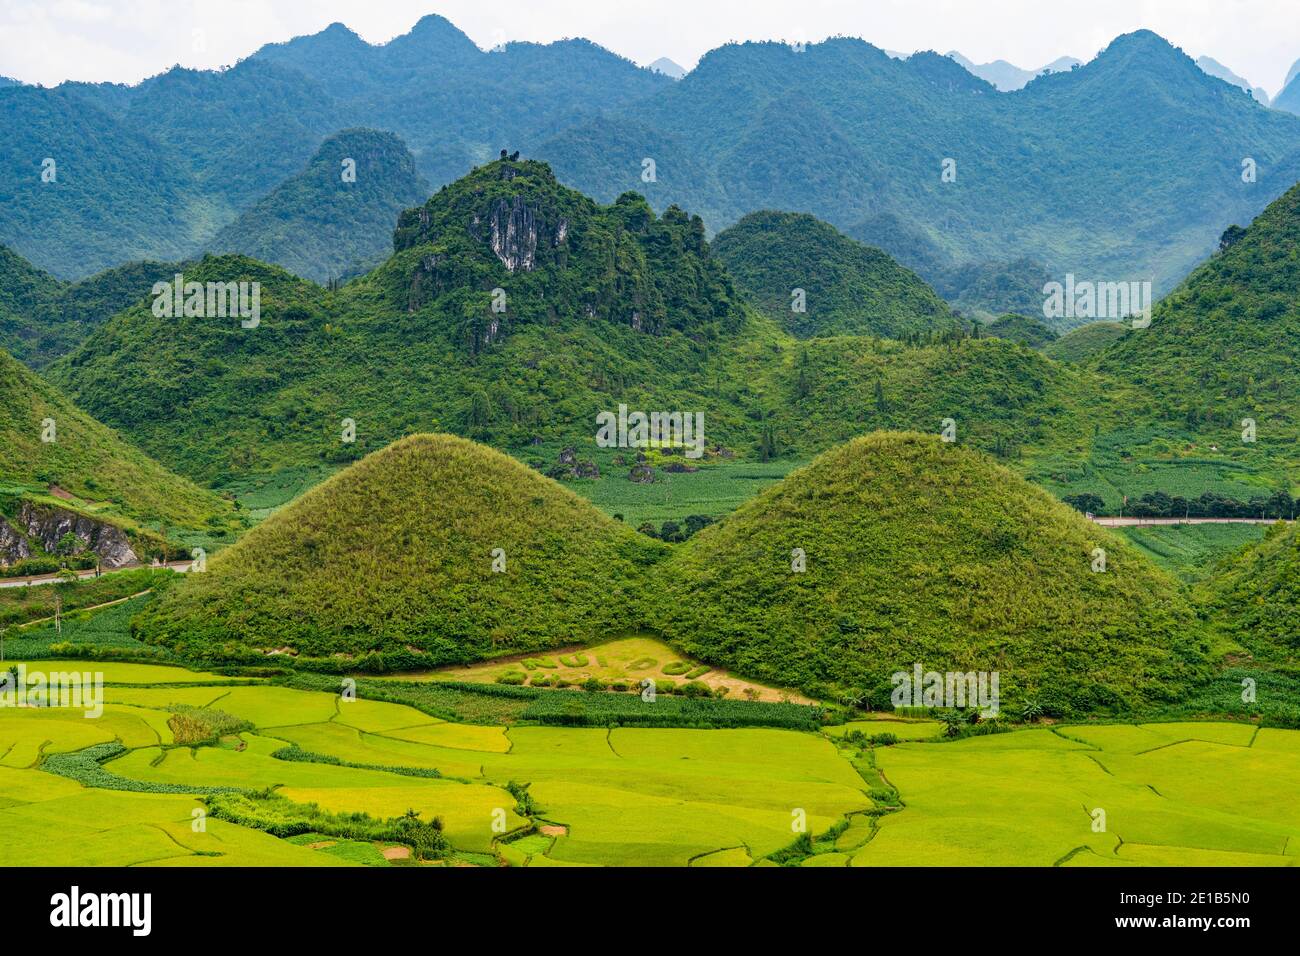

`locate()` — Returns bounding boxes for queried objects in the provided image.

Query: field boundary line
[1082,753,1113,776]
[1133,736,1253,756]
[1053,844,1091,867]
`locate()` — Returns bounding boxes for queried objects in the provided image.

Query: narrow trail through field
[13,589,153,629]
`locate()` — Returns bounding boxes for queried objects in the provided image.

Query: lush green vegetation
[1198,522,1299,667]
[711,211,959,338]
[1042,321,1126,363]
[1115,523,1267,584]
[0,345,239,536]
[983,313,1058,349]
[1095,180,1300,482]
[211,129,429,283]
[0,567,173,627]
[0,246,181,368]
[650,432,1209,712]
[135,434,668,665]
[0,16,668,280]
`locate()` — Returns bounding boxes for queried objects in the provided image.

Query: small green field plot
[267,722,487,778]
[278,781,523,853]
[332,697,441,733]
[1115,523,1267,583]
[825,719,944,741]
[473,727,870,866]
[199,686,341,728]
[382,722,512,753]
[691,846,753,867]
[2,598,156,658]
[12,660,246,685]
[0,769,342,866]
[559,455,800,529]
[856,723,1300,866]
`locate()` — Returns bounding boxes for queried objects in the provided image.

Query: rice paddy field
[1,659,1296,867]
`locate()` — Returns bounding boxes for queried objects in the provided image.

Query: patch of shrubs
[206,789,450,861]
[662,661,691,676]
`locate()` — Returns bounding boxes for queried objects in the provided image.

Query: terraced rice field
[1,660,1296,867]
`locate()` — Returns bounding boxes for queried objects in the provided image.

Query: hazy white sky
[3,0,1299,94]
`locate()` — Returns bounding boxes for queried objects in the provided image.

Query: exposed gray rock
[0,519,31,566]
[489,195,539,272]
[17,501,137,569]
[628,463,656,483]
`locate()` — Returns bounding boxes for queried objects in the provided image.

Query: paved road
[1089,516,1293,527]
[0,560,193,590]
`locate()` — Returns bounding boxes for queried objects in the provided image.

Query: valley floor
[1,661,1295,868]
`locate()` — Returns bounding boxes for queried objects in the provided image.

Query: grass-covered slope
[0,346,234,533]
[1197,521,1299,667]
[1042,321,1126,363]
[135,434,667,666]
[210,129,429,283]
[649,432,1207,712]
[711,211,959,338]
[1095,180,1300,460]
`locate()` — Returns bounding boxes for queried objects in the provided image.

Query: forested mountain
[47,159,1102,485]
[946,51,1080,90]
[3,15,1298,318]
[0,15,667,279]
[211,129,429,282]
[249,16,671,186]
[1195,56,1269,104]
[712,211,959,338]
[0,245,179,367]
[983,313,1058,349]
[1094,179,1300,470]
[1275,70,1300,114]
[541,30,1300,312]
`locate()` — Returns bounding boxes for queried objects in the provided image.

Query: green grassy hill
[648,432,1208,713]
[1042,321,1126,363]
[0,346,236,536]
[711,211,959,338]
[1197,521,1299,667]
[1094,180,1300,482]
[135,433,667,666]
[211,129,429,283]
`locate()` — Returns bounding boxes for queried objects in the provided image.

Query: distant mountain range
[1194,56,1270,105]
[945,51,1081,90]
[3,15,1300,329]
[210,128,429,283]
[647,57,687,79]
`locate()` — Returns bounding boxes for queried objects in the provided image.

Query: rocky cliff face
[0,519,31,565]
[8,500,138,568]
